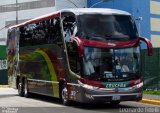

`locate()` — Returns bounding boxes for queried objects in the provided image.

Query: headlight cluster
[78,80,99,90]
[134,82,143,88]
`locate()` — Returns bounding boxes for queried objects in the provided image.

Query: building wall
[87,0,151,48]
[56,0,86,10]
[0,0,87,45]
[150,0,160,47]
[0,0,55,45]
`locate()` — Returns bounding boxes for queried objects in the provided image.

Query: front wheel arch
[16,76,20,89]
[59,81,70,106]
[23,77,30,98]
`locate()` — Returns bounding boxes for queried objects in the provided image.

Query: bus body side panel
[19,44,67,97]
[19,15,69,98]
[19,46,51,95]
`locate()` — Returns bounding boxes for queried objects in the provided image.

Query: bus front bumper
[83,92,142,103]
[76,83,143,103]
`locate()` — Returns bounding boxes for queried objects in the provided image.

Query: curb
[0,85,10,88]
[140,99,160,105]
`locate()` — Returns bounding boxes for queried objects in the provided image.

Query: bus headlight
[134,82,143,88]
[83,84,99,90]
[78,80,99,90]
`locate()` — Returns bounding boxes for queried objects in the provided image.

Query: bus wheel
[110,101,120,105]
[61,85,70,106]
[24,78,30,98]
[18,82,24,97]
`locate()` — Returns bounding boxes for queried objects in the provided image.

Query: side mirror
[140,37,152,56]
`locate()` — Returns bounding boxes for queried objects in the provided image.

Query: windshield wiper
[104,34,130,40]
[105,36,129,41]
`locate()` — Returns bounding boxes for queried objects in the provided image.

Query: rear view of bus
[63,8,152,104]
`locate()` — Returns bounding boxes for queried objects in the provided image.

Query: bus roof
[9,8,131,29]
[61,8,131,16]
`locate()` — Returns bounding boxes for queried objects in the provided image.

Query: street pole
[16,0,18,24]
[136,17,143,36]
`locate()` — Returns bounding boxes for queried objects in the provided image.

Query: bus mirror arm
[139,37,153,56]
[78,44,84,57]
[73,37,84,57]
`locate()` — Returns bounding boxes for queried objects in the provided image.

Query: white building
[0,0,87,45]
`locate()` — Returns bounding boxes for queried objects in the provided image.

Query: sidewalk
[143,94,160,101]
[0,85,10,88]
[140,94,160,105]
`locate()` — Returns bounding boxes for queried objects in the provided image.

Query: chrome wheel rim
[18,83,22,95]
[24,80,27,95]
[62,87,68,103]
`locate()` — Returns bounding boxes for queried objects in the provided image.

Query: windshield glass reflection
[77,14,138,41]
[82,47,140,81]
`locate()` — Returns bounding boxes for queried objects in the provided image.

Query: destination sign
[104,82,127,88]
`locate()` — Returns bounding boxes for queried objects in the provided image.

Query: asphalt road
[0,88,159,113]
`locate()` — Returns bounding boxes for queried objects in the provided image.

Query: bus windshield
[77,14,138,41]
[82,46,140,81]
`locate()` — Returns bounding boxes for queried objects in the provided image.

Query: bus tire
[24,77,30,98]
[16,76,20,89]
[110,101,120,105]
[61,85,70,106]
[18,81,24,97]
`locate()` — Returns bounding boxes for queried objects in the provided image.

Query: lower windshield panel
[82,46,140,81]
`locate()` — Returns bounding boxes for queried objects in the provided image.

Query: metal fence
[141,48,160,90]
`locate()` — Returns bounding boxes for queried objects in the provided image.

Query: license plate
[112,95,120,100]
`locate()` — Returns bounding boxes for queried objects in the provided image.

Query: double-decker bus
[7,8,152,105]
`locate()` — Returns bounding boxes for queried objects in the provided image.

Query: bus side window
[19,17,63,47]
[20,26,29,47]
[31,22,46,45]
[45,17,63,47]
[20,24,37,46]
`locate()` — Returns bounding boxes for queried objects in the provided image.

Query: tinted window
[19,17,62,47]
[77,14,138,41]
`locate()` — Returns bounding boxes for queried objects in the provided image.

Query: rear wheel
[24,78,30,98]
[61,85,70,106]
[18,81,24,97]
[110,101,120,105]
